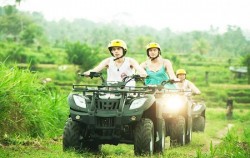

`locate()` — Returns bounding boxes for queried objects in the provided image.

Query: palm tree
[192,38,211,55]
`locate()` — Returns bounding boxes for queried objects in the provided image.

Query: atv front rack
[72,84,155,95]
[148,87,193,98]
[156,88,192,94]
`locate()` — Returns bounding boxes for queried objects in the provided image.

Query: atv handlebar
[79,72,102,78]
[78,72,146,87]
[122,74,145,83]
[78,72,105,83]
[161,79,181,85]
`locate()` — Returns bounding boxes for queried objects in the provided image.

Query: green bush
[0,63,68,140]
[0,42,68,65]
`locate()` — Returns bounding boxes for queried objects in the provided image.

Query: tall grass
[196,109,250,158]
[200,126,250,158]
[0,63,68,141]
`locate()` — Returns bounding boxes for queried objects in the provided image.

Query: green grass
[196,108,250,158]
[0,64,68,139]
[0,53,249,157]
[1,108,249,158]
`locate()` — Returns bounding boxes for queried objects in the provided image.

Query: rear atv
[192,102,206,132]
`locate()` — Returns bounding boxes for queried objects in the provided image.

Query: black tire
[63,118,82,151]
[154,119,166,153]
[185,126,192,144]
[134,118,154,156]
[84,143,102,153]
[185,117,192,144]
[192,116,205,132]
[170,116,186,147]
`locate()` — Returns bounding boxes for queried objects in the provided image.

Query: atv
[152,81,193,146]
[62,72,166,156]
[182,92,206,132]
[191,100,206,132]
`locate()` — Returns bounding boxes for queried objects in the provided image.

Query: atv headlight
[164,95,184,113]
[193,104,202,111]
[130,98,147,110]
[73,95,86,108]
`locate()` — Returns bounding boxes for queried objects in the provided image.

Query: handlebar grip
[78,73,86,77]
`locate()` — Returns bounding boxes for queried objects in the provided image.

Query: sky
[1,0,250,32]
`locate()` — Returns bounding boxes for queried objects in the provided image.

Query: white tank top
[107,57,135,87]
[176,80,189,90]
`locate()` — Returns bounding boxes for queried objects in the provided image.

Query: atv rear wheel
[154,119,165,153]
[170,116,186,146]
[63,118,83,151]
[134,118,154,156]
[193,116,205,132]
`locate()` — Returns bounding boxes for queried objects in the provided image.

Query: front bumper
[70,109,144,125]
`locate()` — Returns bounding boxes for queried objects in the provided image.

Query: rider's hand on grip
[89,72,102,78]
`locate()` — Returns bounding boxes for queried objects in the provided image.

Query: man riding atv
[175,69,201,95]
[63,40,166,156]
[83,39,147,86]
[175,69,206,132]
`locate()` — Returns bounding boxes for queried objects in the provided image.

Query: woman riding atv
[140,42,178,88]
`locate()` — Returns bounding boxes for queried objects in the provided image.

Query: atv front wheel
[192,116,205,132]
[154,118,165,153]
[170,116,186,146]
[63,118,83,151]
[185,126,192,144]
[134,118,154,156]
[84,143,102,152]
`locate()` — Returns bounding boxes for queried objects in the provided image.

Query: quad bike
[62,72,166,156]
[151,81,194,147]
[181,91,206,132]
[191,99,206,132]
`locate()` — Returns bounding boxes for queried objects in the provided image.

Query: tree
[65,42,100,70]
[192,38,211,55]
[222,26,248,56]
[135,36,152,54]
[242,54,250,84]
[0,5,22,38]
[0,5,47,46]
[20,23,43,46]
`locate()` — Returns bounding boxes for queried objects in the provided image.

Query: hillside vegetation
[0,4,249,158]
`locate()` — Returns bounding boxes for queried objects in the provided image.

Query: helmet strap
[113,50,126,61]
[113,54,124,61]
[147,49,161,61]
[149,52,160,61]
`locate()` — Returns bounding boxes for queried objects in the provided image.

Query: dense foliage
[1,5,250,58]
[0,64,68,139]
[0,4,249,158]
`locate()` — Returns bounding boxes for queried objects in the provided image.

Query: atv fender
[192,103,206,118]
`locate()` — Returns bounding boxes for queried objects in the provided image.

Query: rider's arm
[129,58,148,77]
[164,59,177,80]
[83,58,109,76]
[187,80,201,95]
[140,62,146,70]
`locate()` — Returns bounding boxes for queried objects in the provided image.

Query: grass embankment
[0,64,68,140]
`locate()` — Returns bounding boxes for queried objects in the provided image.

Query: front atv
[62,72,165,156]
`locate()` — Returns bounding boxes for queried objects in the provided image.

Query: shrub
[0,63,68,140]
